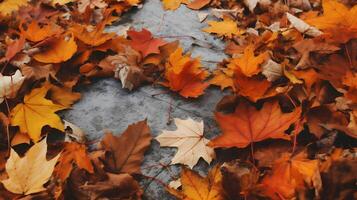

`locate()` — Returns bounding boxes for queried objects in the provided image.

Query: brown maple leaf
[101,119,152,174]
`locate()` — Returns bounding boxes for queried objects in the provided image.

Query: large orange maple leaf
[210,101,301,148]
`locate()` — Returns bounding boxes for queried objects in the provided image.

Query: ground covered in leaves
[0,0,356,199]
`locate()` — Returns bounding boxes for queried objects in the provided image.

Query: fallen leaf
[186,0,211,10]
[161,0,188,10]
[2,138,60,195]
[78,0,107,13]
[4,36,25,62]
[306,0,357,43]
[0,70,25,103]
[156,118,215,168]
[0,0,27,16]
[286,12,322,37]
[168,166,224,200]
[162,47,209,98]
[20,64,56,80]
[10,84,67,142]
[79,172,142,199]
[49,85,81,107]
[227,44,268,77]
[70,23,115,46]
[101,119,152,174]
[203,18,241,38]
[54,142,94,181]
[261,152,322,199]
[261,59,282,82]
[210,100,301,148]
[127,28,167,57]
[33,34,78,63]
[20,21,63,42]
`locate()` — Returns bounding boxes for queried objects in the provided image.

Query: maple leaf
[306,0,357,43]
[234,72,273,102]
[156,118,215,168]
[33,34,78,63]
[0,70,25,103]
[186,0,211,10]
[70,23,115,47]
[127,28,167,57]
[10,84,67,142]
[210,100,301,148]
[203,18,241,38]
[162,47,209,98]
[227,44,268,77]
[261,152,322,199]
[20,21,63,42]
[54,142,94,181]
[168,166,224,200]
[0,0,27,16]
[1,138,60,195]
[101,119,152,174]
[210,68,235,91]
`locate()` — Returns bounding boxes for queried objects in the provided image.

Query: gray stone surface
[63,1,227,199]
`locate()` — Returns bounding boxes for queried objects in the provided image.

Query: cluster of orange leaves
[0,0,356,199]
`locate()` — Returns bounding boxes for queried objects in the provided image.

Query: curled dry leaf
[0,70,25,103]
[10,84,67,142]
[286,13,322,37]
[261,59,282,82]
[210,100,301,148]
[1,138,60,195]
[101,119,152,174]
[156,117,215,168]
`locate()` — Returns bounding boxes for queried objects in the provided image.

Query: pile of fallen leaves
[0,0,356,199]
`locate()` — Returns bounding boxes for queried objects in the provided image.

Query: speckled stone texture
[63,1,227,199]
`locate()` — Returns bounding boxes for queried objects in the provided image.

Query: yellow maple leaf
[2,138,60,195]
[0,0,27,16]
[306,0,357,43]
[10,84,67,142]
[203,18,241,38]
[227,45,268,77]
[168,166,224,200]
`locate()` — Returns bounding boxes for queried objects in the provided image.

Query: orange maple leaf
[203,18,241,38]
[306,0,357,43]
[54,142,94,181]
[210,100,301,148]
[228,45,268,77]
[162,47,209,98]
[127,28,167,58]
[260,152,322,200]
